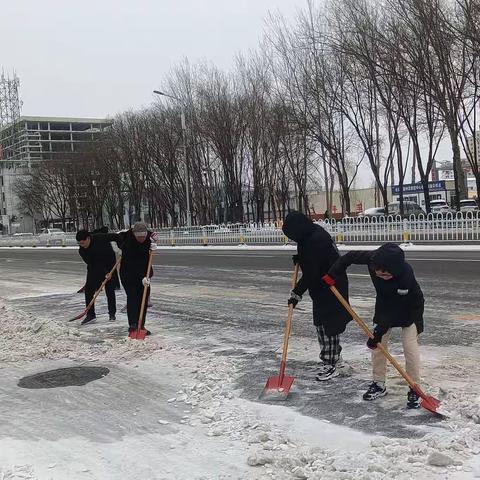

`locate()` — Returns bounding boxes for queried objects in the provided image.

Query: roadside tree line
[15,0,480,230]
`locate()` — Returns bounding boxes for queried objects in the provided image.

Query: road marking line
[408,258,480,262]
[45,260,83,264]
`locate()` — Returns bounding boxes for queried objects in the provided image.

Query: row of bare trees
[14,0,480,229]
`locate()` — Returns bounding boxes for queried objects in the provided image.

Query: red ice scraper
[262,264,300,399]
[68,257,122,322]
[325,281,443,416]
[128,250,154,340]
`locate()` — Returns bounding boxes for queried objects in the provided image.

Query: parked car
[388,201,425,217]
[430,199,456,215]
[213,227,231,234]
[358,207,386,218]
[460,199,479,212]
[39,228,67,243]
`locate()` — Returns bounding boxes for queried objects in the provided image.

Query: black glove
[366,328,384,350]
[287,291,302,308]
[292,254,299,265]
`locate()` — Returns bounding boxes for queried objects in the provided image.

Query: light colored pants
[372,324,420,384]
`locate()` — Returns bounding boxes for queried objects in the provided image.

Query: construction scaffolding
[0,71,22,129]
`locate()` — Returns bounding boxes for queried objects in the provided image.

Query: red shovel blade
[128,329,147,340]
[412,384,443,416]
[262,375,295,399]
[68,310,87,322]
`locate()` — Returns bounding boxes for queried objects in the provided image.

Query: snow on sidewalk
[0,299,480,479]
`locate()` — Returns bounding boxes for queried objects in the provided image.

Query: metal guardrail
[0,212,479,247]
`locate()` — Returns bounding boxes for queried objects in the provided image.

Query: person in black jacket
[77,226,120,293]
[325,243,424,408]
[282,211,351,381]
[76,229,118,325]
[104,222,156,334]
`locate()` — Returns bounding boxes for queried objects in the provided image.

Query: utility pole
[153,90,192,226]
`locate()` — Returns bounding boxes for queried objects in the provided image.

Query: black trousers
[85,276,116,317]
[123,282,149,328]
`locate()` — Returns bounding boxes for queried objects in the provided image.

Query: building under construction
[0,72,112,233]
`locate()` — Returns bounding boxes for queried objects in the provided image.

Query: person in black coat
[76,226,120,293]
[104,222,156,334]
[76,229,118,325]
[282,211,351,381]
[325,242,424,408]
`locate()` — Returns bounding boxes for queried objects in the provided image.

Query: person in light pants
[324,243,424,409]
[372,323,420,387]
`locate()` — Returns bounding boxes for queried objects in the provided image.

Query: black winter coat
[328,248,424,335]
[78,234,119,286]
[282,212,351,336]
[105,230,154,286]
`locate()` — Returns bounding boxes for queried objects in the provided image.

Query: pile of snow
[2,298,480,479]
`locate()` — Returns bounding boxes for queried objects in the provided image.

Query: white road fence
[1,212,479,247]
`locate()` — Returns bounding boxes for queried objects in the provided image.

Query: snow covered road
[0,249,480,479]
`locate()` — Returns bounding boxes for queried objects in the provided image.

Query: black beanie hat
[371,243,405,277]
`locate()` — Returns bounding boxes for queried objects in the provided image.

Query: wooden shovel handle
[279,264,300,378]
[86,256,122,312]
[137,250,154,332]
[329,284,418,390]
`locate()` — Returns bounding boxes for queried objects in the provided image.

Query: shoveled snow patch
[2,298,480,479]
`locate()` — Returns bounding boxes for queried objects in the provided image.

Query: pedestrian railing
[0,213,479,247]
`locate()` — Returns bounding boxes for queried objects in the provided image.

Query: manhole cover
[18,366,110,389]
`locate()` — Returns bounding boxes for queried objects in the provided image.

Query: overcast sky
[2,0,306,119]
[2,0,454,188]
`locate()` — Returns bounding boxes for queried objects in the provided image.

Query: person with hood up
[282,211,351,381]
[324,243,424,408]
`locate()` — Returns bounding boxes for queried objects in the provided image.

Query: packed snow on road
[0,253,480,479]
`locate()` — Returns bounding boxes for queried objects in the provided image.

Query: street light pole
[153,90,191,226]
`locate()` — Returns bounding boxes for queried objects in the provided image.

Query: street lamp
[153,90,191,227]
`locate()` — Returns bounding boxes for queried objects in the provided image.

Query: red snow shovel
[128,250,154,340]
[262,264,300,399]
[68,257,121,322]
[326,282,442,416]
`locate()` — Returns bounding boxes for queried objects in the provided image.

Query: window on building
[72,132,93,141]
[51,142,72,152]
[50,122,70,131]
[72,123,92,132]
[39,123,49,130]
[50,132,71,141]
[40,141,51,152]
[27,122,38,130]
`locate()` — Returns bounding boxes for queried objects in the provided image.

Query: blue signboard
[392,181,445,195]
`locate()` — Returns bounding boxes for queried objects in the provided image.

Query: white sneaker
[315,363,339,381]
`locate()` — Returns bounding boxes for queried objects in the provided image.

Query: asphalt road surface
[1,247,479,438]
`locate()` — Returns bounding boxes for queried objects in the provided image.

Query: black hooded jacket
[328,243,424,334]
[282,212,351,336]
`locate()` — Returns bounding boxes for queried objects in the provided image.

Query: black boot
[81,313,96,325]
